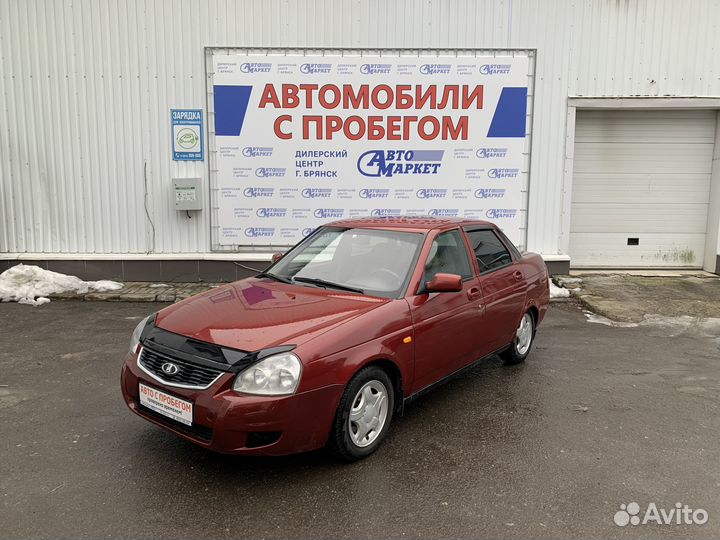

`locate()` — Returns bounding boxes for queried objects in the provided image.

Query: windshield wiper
[256,271,293,284]
[293,277,364,294]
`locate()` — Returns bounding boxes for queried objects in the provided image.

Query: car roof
[325,215,496,232]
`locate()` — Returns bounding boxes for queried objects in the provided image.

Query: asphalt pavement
[1,300,720,539]
[572,272,720,323]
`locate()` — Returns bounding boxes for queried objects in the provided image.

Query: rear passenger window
[466,229,513,273]
[494,228,523,260]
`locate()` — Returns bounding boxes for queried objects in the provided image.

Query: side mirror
[271,252,284,263]
[424,273,463,293]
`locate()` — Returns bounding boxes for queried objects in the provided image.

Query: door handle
[466,286,482,300]
[513,270,523,281]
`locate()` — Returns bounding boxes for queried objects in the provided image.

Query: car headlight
[233,353,302,396]
[129,315,151,354]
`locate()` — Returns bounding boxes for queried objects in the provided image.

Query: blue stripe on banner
[409,150,445,161]
[487,87,528,138]
[213,85,253,136]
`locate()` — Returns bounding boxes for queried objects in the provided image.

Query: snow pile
[549,278,570,299]
[0,264,123,306]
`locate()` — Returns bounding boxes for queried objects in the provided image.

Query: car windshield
[268,227,424,298]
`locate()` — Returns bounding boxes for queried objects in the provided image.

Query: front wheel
[329,366,394,462]
[500,311,535,365]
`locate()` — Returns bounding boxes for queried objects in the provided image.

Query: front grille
[137,401,214,442]
[138,346,224,389]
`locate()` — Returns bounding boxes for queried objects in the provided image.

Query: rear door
[409,229,484,393]
[464,227,527,353]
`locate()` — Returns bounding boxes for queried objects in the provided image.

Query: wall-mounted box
[173,178,202,211]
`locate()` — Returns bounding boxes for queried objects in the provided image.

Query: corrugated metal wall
[2,0,720,256]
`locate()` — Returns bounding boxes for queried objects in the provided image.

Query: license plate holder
[138,382,193,426]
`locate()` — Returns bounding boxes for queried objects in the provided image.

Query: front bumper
[121,352,343,456]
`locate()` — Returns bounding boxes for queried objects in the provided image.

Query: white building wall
[707,112,720,273]
[2,0,720,258]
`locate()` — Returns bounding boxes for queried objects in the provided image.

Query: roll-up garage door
[570,110,715,268]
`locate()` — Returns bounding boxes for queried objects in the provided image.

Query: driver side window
[422,230,473,284]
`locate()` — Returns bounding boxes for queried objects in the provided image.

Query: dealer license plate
[139,382,193,426]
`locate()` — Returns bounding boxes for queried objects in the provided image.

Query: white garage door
[570,110,715,268]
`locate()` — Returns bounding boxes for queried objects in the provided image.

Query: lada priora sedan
[121,216,549,461]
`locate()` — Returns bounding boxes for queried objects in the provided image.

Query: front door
[409,229,484,393]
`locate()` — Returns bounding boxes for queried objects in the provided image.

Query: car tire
[500,311,536,366]
[329,366,395,462]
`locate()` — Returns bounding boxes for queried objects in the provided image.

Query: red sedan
[121,217,549,461]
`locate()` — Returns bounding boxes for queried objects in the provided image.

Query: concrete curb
[48,282,220,303]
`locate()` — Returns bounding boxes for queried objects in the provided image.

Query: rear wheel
[500,311,535,365]
[329,366,394,462]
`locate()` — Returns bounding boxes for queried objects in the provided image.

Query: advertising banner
[171,109,203,161]
[210,53,530,247]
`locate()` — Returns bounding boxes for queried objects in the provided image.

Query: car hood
[155,277,390,352]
